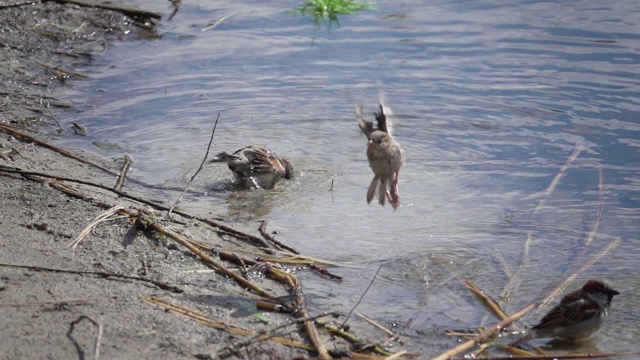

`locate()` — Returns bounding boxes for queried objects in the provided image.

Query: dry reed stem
[501,345,538,356]
[316,319,393,357]
[384,350,407,360]
[534,145,584,214]
[501,145,583,300]
[468,342,492,358]
[584,164,604,249]
[1,165,280,249]
[537,238,620,310]
[140,296,312,351]
[0,298,94,307]
[356,312,397,337]
[0,262,183,293]
[431,303,535,360]
[220,312,336,359]
[258,220,300,254]
[464,280,508,320]
[0,124,119,176]
[130,220,330,360]
[451,351,640,360]
[66,205,125,251]
[280,273,331,360]
[125,208,277,300]
[492,248,513,280]
[2,131,335,358]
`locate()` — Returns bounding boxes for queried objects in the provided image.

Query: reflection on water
[53,0,640,355]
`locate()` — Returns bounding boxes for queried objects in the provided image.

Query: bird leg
[390,171,400,209]
[378,178,387,205]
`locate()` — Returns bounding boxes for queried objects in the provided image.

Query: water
[54,0,640,355]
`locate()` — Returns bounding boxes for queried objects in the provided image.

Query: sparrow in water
[355,95,404,209]
[510,279,619,347]
[210,146,293,189]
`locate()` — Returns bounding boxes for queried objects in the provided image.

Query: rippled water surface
[55,0,640,355]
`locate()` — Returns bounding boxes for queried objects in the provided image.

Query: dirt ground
[0,2,371,359]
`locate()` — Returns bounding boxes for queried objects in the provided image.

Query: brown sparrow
[355,96,404,209]
[210,146,293,189]
[509,279,619,347]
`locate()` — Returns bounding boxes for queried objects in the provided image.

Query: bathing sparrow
[510,279,619,347]
[210,146,293,189]
[355,96,404,209]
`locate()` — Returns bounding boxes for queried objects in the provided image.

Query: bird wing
[354,100,374,138]
[533,297,600,330]
[376,90,395,135]
[210,151,242,163]
[243,147,286,175]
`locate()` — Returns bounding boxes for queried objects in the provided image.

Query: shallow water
[54,0,640,355]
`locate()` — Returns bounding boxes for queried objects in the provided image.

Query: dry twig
[0,262,183,293]
[168,113,219,218]
[67,315,103,360]
[114,155,132,191]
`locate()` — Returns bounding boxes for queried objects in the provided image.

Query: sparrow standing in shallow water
[355,96,404,209]
[510,279,619,347]
[210,146,293,189]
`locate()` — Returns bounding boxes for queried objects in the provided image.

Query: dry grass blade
[66,205,125,251]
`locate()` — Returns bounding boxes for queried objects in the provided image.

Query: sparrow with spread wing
[210,146,293,189]
[355,96,404,209]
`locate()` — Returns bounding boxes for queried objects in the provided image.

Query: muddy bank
[0,2,367,359]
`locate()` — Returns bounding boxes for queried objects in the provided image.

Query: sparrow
[509,279,620,347]
[355,96,404,209]
[210,146,293,189]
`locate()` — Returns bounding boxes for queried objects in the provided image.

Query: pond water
[54,0,640,356]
